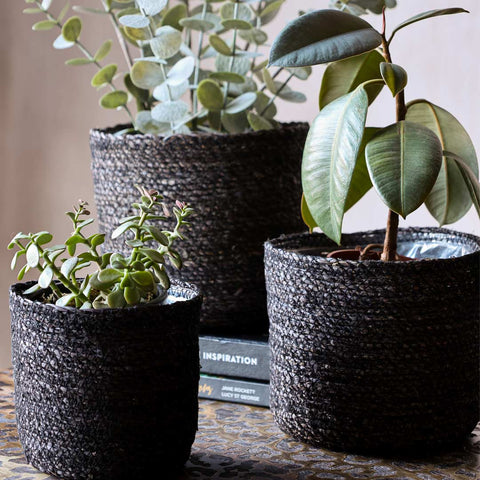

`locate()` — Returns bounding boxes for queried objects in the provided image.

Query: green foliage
[8,186,194,309]
[270,6,479,246]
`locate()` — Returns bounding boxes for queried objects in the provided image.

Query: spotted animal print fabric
[1,371,479,479]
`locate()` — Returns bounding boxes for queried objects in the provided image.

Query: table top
[1,370,479,480]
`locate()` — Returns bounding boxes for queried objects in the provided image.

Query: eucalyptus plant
[8,186,193,309]
[270,7,480,261]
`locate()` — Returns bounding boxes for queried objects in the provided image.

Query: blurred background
[1,0,478,368]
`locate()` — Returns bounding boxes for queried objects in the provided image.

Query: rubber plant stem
[380,8,405,262]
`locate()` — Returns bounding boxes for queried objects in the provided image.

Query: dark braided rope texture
[264,228,480,454]
[90,123,308,333]
[9,282,202,480]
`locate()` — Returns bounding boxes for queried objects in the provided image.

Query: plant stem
[193,0,208,125]
[259,72,293,116]
[260,67,283,92]
[222,1,240,112]
[380,9,405,262]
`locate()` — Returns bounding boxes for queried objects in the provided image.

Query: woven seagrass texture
[90,123,308,333]
[9,282,202,480]
[264,228,480,454]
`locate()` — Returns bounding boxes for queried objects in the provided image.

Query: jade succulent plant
[8,186,193,308]
[270,6,480,261]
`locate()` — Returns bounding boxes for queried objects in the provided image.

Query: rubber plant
[8,186,193,308]
[270,6,479,261]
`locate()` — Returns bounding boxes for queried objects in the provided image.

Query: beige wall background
[1,0,479,368]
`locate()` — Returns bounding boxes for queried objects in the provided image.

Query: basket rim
[264,227,480,266]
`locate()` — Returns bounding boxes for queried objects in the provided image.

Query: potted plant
[21,0,394,332]
[8,186,202,479]
[264,6,480,453]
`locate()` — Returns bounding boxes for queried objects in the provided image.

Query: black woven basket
[90,123,308,333]
[264,228,480,454]
[9,282,202,480]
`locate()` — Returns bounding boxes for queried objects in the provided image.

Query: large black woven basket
[90,123,308,333]
[10,282,202,480]
[264,228,480,454]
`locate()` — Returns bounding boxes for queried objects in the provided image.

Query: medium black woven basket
[90,123,308,333]
[10,282,202,480]
[264,228,480,454]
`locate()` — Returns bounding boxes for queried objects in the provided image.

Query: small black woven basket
[90,123,308,334]
[10,282,202,480]
[264,228,480,454]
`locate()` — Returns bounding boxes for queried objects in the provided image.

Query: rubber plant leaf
[319,50,384,109]
[301,194,317,233]
[302,86,369,245]
[269,9,382,68]
[365,121,443,218]
[380,62,408,96]
[406,100,478,225]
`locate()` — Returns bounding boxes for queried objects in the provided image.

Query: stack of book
[198,334,270,407]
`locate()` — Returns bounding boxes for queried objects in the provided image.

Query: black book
[199,334,270,381]
[198,374,270,407]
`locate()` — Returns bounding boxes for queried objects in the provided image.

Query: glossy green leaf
[197,79,224,111]
[150,26,182,59]
[97,268,123,286]
[162,4,188,30]
[380,62,408,96]
[100,90,128,109]
[38,266,54,289]
[319,50,384,109]
[344,127,379,211]
[209,72,245,83]
[247,112,273,131]
[389,8,468,42]
[26,244,40,268]
[221,19,252,30]
[119,14,149,28]
[62,16,82,42]
[224,92,257,114]
[179,17,215,32]
[91,64,117,87]
[65,58,92,66]
[32,20,56,31]
[107,288,127,308]
[269,9,382,68]
[365,121,443,218]
[151,100,189,122]
[131,271,155,288]
[302,87,369,244]
[56,293,76,307]
[34,232,53,245]
[301,194,317,232]
[209,35,232,55]
[60,256,78,277]
[131,60,164,89]
[94,40,113,61]
[406,100,479,224]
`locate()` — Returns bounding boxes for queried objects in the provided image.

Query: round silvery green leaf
[41,0,52,9]
[197,79,224,111]
[91,64,117,87]
[259,0,285,25]
[179,17,215,32]
[131,60,165,89]
[247,112,273,131]
[254,91,276,119]
[239,28,268,45]
[221,112,249,134]
[100,90,129,109]
[33,20,56,31]
[277,86,306,103]
[53,34,75,49]
[216,54,250,76]
[62,16,82,42]
[151,100,189,122]
[166,56,195,86]
[66,57,93,66]
[209,35,232,56]
[23,8,43,14]
[137,0,167,16]
[162,4,188,30]
[287,66,312,81]
[153,80,189,101]
[224,92,257,114]
[221,19,252,30]
[209,72,245,84]
[124,26,150,41]
[136,111,170,135]
[94,40,113,62]
[220,2,252,21]
[125,73,149,104]
[228,76,257,96]
[119,14,150,28]
[150,26,182,59]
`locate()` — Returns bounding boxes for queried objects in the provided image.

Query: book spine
[199,336,270,381]
[198,375,270,408]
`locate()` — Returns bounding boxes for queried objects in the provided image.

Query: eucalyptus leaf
[72,6,108,15]
[179,17,215,32]
[66,57,92,66]
[224,92,257,114]
[319,50,384,109]
[124,26,149,41]
[269,9,382,68]
[131,60,164,89]
[260,0,285,25]
[365,121,443,218]
[41,0,53,10]
[100,90,128,109]
[137,0,167,16]
[287,66,312,81]
[23,8,43,14]
[162,4,188,30]
[166,56,195,86]
[406,100,479,224]
[119,14,149,28]
[302,87,369,244]
[124,73,149,104]
[220,2,252,21]
[62,16,82,42]
[91,64,117,87]
[254,91,276,119]
[136,111,170,135]
[380,62,408,96]
[53,34,75,49]
[209,35,233,56]
[151,100,189,122]
[221,19,252,31]
[247,112,273,131]
[153,80,189,101]
[209,72,245,84]
[151,26,182,59]
[239,28,268,45]
[216,54,250,76]
[33,20,57,31]
[197,79,224,111]
[221,111,249,133]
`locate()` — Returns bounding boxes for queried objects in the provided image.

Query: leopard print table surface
[1,370,479,479]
